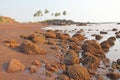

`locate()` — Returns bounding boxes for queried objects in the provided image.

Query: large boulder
[107,36,116,46]
[64,50,79,65]
[20,40,47,55]
[28,34,45,44]
[72,34,85,41]
[82,40,105,58]
[45,32,56,38]
[95,35,103,40]
[107,72,120,80]
[56,33,70,40]
[47,39,56,45]
[81,52,100,70]
[57,75,70,80]
[69,43,81,51]
[7,59,25,72]
[116,34,120,38]
[100,31,107,34]
[66,64,90,80]
[117,59,120,65]
[100,41,110,52]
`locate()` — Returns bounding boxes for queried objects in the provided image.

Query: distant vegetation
[33,9,67,21]
[0,16,17,23]
[40,19,87,26]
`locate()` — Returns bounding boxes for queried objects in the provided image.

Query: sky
[0,0,120,22]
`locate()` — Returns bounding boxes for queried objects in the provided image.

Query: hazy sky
[0,0,120,22]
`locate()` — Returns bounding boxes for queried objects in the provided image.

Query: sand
[0,23,60,80]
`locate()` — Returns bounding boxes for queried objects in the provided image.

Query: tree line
[33,9,67,20]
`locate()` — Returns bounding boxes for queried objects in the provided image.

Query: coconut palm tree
[63,11,67,16]
[33,10,42,17]
[33,10,43,21]
[44,9,49,14]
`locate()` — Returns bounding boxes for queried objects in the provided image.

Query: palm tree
[44,9,49,20]
[33,10,42,17]
[44,9,49,14]
[33,10,43,21]
[63,11,67,16]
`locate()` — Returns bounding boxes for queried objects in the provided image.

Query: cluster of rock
[3,28,120,80]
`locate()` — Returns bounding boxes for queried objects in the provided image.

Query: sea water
[43,23,120,61]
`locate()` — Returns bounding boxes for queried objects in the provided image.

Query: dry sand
[0,23,60,80]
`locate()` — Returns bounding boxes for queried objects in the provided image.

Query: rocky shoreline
[1,23,120,80]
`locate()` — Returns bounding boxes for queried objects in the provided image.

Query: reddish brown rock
[47,39,56,45]
[57,75,70,80]
[56,33,70,40]
[116,34,120,38]
[117,59,120,65]
[28,34,45,44]
[64,50,79,65]
[82,40,105,58]
[72,34,85,41]
[66,64,90,80]
[45,32,56,38]
[100,41,110,52]
[4,39,19,48]
[107,36,116,46]
[100,31,107,34]
[81,52,100,70]
[69,43,81,51]
[20,40,47,55]
[29,65,38,73]
[45,64,58,72]
[32,60,41,66]
[7,59,25,72]
[112,28,118,31]
[107,72,120,80]
[95,35,103,40]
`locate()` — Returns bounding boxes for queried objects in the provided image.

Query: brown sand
[0,23,59,80]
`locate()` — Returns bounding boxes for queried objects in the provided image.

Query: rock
[82,40,105,58]
[64,50,79,65]
[107,72,120,80]
[35,30,43,34]
[56,33,70,40]
[47,39,56,45]
[95,35,103,40]
[91,34,96,37]
[20,34,28,39]
[69,43,81,51]
[81,52,100,70]
[117,59,120,65]
[116,34,120,38]
[45,32,56,38]
[4,39,19,48]
[28,34,45,44]
[66,64,90,80]
[32,60,41,66]
[72,34,85,41]
[45,64,58,72]
[100,41,110,52]
[20,40,47,55]
[46,71,52,77]
[57,75,70,80]
[112,28,118,31]
[107,37,116,46]
[100,31,107,34]
[7,59,25,72]
[29,65,38,73]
